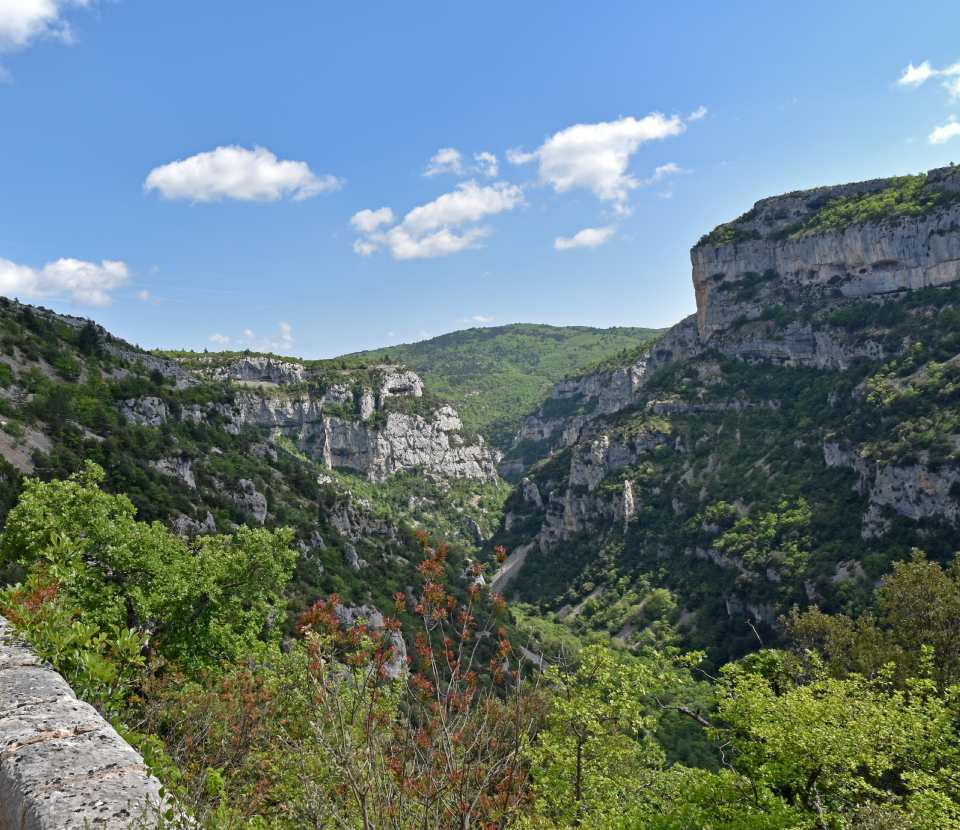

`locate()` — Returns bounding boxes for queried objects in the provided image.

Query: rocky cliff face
[692,165,960,341]
[496,166,960,654]
[122,361,499,484]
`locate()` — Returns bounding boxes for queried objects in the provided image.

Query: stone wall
[0,616,168,829]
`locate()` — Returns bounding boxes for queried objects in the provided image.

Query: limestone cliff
[496,166,960,653]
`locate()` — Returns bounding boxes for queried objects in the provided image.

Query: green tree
[0,461,296,673]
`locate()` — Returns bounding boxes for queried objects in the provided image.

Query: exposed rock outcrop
[0,616,171,829]
[692,166,960,341]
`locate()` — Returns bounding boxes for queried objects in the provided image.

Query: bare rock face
[229,478,268,524]
[513,319,699,453]
[208,355,307,385]
[0,617,171,829]
[823,441,960,539]
[120,396,168,426]
[150,456,196,489]
[692,165,960,341]
[170,511,217,538]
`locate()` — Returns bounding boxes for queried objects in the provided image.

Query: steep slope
[494,165,960,662]
[341,323,662,450]
[0,304,507,619]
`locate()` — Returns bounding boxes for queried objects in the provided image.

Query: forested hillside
[341,323,662,449]
[495,165,960,664]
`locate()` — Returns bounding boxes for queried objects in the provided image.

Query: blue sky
[1,1,959,357]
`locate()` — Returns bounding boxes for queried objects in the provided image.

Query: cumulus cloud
[464,314,494,324]
[0,256,128,306]
[208,333,230,346]
[554,226,616,251]
[930,118,960,144]
[897,60,960,100]
[350,207,394,233]
[144,145,343,202]
[688,105,708,121]
[507,112,689,211]
[0,0,90,51]
[424,147,463,177]
[352,180,524,260]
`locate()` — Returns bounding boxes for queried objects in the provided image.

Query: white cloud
[144,145,343,202]
[554,226,616,251]
[466,314,494,324]
[425,147,499,178]
[243,328,254,339]
[930,118,960,144]
[209,333,230,346]
[230,322,294,352]
[643,162,688,184]
[898,61,938,87]
[507,112,689,210]
[0,0,90,51]
[352,180,524,260]
[897,60,960,100]
[350,207,394,233]
[0,256,128,306]
[473,151,498,177]
[424,147,463,177]
[136,289,151,302]
[401,180,523,235]
[383,226,491,260]
[688,105,708,121]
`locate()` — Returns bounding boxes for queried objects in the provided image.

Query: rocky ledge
[0,617,169,829]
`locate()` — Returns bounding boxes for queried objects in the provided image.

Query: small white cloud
[136,289,151,302]
[350,207,395,233]
[243,328,254,339]
[424,147,463,177]
[508,112,692,211]
[209,333,230,345]
[946,77,960,101]
[144,145,343,202]
[688,105,708,121]
[0,256,128,306]
[930,118,960,144]
[351,180,524,260]
[462,314,494,324]
[643,162,688,184]
[554,226,616,251]
[386,330,396,338]
[473,151,498,177]
[898,61,938,87]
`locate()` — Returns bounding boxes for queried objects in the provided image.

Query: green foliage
[786,173,960,237]
[0,462,296,671]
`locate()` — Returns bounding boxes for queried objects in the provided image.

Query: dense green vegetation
[342,324,662,448]
[6,468,960,827]
[699,169,960,247]
[498,284,960,666]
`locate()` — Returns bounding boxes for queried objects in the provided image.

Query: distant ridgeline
[493,165,960,662]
